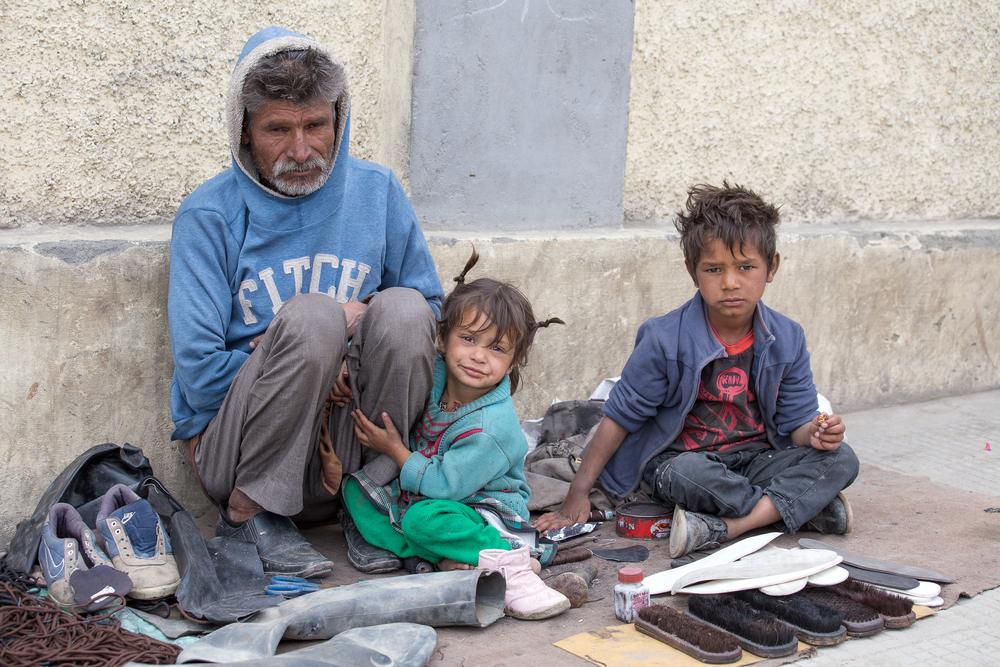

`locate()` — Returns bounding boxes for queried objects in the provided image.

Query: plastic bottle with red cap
[613,566,650,622]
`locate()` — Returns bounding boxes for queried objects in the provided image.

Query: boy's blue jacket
[600,292,819,498]
[168,27,443,441]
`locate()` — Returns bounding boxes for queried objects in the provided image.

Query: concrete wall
[0,1,394,229]
[409,2,634,229]
[625,1,1000,224]
[4,225,999,546]
[3,1,1000,548]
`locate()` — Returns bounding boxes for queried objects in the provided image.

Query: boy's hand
[809,412,845,450]
[532,492,591,533]
[352,409,410,467]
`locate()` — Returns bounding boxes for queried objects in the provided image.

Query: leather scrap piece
[591,545,649,563]
[799,538,954,583]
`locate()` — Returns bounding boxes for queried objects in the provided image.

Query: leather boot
[477,546,570,620]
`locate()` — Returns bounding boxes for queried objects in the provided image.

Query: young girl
[340,251,569,620]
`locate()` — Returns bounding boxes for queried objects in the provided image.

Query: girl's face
[442,309,516,402]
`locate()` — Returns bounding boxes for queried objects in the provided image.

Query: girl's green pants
[341,477,510,566]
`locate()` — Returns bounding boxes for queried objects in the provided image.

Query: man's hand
[342,301,368,338]
[330,361,352,407]
[532,491,592,533]
[352,409,410,468]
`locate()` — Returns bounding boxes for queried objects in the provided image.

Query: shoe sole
[668,508,689,559]
[506,598,571,620]
[838,492,854,534]
[264,561,333,579]
[129,581,181,600]
[346,554,402,574]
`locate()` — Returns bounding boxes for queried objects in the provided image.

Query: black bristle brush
[800,587,885,637]
[734,590,847,646]
[832,579,916,629]
[687,594,798,659]
[636,605,742,664]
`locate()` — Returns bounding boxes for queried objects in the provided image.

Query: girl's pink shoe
[477,546,570,620]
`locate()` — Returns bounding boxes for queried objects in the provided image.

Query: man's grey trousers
[194,289,436,520]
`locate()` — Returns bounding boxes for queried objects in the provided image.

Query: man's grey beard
[266,154,333,197]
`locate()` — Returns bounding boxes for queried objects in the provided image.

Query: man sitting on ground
[168,26,443,577]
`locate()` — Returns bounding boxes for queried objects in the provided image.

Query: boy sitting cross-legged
[533,182,859,558]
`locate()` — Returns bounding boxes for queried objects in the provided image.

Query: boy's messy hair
[675,181,780,278]
[439,248,563,395]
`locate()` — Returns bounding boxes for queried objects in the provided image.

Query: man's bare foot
[438,558,474,571]
[227,487,264,523]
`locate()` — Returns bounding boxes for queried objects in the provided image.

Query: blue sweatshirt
[168,27,444,440]
[600,292,820,498]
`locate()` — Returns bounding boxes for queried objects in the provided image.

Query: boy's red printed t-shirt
[675,326,769,453]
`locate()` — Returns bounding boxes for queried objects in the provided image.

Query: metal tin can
[614,501,672,539]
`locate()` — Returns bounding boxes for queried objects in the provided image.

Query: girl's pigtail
[534,317,565,330]
[453,246,480,286]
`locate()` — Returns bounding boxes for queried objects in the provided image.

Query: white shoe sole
[506,597,571,620]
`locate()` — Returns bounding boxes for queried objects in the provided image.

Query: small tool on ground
[544,563,597,608]
[265,575,320,597]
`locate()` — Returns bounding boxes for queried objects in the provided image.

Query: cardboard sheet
[554,624,814,666]
[554,607,936,666]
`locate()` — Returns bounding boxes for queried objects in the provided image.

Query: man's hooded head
[227,28,350,198]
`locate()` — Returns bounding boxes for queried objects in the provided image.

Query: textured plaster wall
[625,1,1000,224]
[0,1,393,229]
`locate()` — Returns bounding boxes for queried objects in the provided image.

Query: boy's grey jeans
[192,289,436,521]
[645,441,860,532]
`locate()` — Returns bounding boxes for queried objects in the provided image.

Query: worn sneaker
[668,507,729,559]
[341,510,401,574]
[95,484,180,600]
[38,503,128,609]
[217,510,334,578]
[802,492,854,535]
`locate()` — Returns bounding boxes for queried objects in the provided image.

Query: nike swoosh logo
[122,511,135,524]
[43,544,65,577]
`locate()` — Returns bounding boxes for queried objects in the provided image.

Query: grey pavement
[806,389,1000,666]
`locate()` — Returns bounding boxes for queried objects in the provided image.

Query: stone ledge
[3,224,998,546]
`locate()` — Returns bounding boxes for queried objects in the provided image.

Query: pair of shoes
[478,546,570,620]
[38,484,181,608]
[217,510,334,578]
[341,511,401,574]
[38,503,128,609]
[802,491,853,535]
[669,506,729,559]
[94,484,181,600]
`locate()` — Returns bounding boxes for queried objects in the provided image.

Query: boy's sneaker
[340,510,401,574]
[38,502,128,609]
[669,506,729,559]
[95,484,181,600]
[802,492,853,535]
